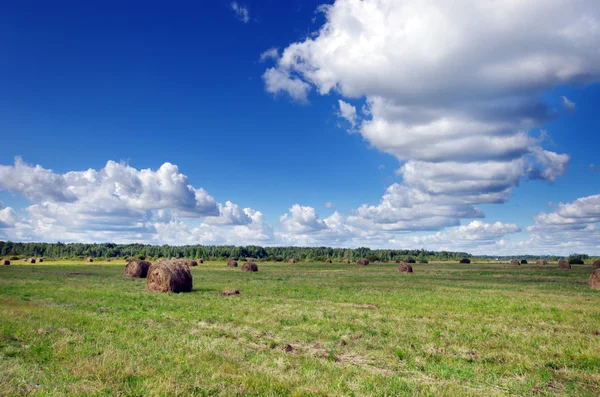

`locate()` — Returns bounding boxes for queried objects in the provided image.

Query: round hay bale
[105,259,111,262]
[37,258,44,263]
[592,260,600,268]
[590,269,600,290]
[28,258,36,264]
[510,259,520,266]
[242,261,258,272]
[2,259,9,265]
[324,259,332,263]
[342,259,351,264]
[397,263,413,273]
[356,259,369,266]
[189,260,198,267]
[558,260,571,269]
[124,259,152,278]
[459,258,471,264]
[146,260,193,293]
[535,260,548,266]
[227,260,238,267]
[198,259,204,264]
[521,259,527,264]
[288,259,297,264]
[86,257,93,263]
[221,289,240,296]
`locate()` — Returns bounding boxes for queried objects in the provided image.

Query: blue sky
[1,0,599,255]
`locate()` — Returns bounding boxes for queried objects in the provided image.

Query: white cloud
[263,67,312,102]
[259,47,279,63]
[0,158,264,244]
[263,0,599,235]
[338,100,357,127]
[561,96,576,112]
[280,204,328,233]
[324,201,336,209]
[231,2,250,23]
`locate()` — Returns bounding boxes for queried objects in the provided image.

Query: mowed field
[1,261,599,396]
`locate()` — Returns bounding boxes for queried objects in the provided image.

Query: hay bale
[342,259,351,264]
[356,259,369,266]
[105,259,111,262]
[2,259,9,265]
[227,260,238,267]
[146,260,193,293]
[124,259,152,278]
[558,260,571,269]
[288,259,297,264]
[397,263,413,273]
[592,260,600,268]
[590,269,600,291]
[198,259,204,264]
[242,261,258,272]
[86,257,93,263]
[535,260,548,266]
[37,258,44,263]
[324,259,332,263]
[521,259,527,264]
[188,260,198,267]
[221,289,240,296]
[510,259,520,266]
[28,258,36,264]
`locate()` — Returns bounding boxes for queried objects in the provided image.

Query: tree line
[0,241,471,262]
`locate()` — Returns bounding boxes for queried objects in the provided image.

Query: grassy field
[1,260,599,396]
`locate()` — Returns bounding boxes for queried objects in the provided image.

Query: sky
[1,0,599,255]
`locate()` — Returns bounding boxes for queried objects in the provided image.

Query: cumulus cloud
[561,96,576,112]
[280,204,328,233]
[0,158,265,244]
[324,201,336,209]
[262,0,597,232]
[230,2,250,23]
[338,100,357,127]
[259,47,279,63]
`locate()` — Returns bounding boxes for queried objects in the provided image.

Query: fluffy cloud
[0,158,264,244]
[259,48,279,63]
[230,2,250,23]
[262,0,598,232]
[338,100,357,127]
[561,96,576,112]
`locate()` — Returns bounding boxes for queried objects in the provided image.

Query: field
[1,260,599,396]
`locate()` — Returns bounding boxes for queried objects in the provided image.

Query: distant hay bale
[593,260,600,268]
[324,259,332,263]
[356,259,369,266]
[221,289,240,296]
[198,259,204,264]
[459,258,471,264]
[189,260,198,267]
[342,259,351,264]
[242,261,258,272]
[227,260,238,267]
[510,259,520,266]
[397,263,413,273]
[105,259,111,262]
[146,260,193,293]
[521,259,527,264]
[86,258,93,263]
[395,260,402,264]
[590,269,600,291]
[288,259,297,264]
[535,260,548,266]
[558,260,571,270]
[37,258,44,263]
[124,259,152,278]
[2,260,9,265]
[28,258,36,264]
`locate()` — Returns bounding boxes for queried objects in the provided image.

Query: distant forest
[0,241,593,262]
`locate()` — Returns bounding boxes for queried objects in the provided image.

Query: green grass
[0,261,599,396]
